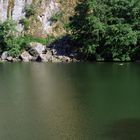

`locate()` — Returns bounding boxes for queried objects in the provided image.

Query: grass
[21,35,55,46]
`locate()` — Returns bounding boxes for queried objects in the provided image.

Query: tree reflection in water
[105,119,140,140]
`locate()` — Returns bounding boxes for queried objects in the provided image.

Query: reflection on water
[0,62,140,140]
[105,119,140,140]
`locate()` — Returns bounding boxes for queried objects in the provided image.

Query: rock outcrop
[19,51,32,62]
[1,51,8,60]
[0,42,79,63]
[0,0,59,34]
[28,42,46,57]
[0,0,78,36]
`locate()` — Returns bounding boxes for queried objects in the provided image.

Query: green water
[0,62,140,140]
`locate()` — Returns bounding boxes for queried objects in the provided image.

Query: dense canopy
[70,0,140,61]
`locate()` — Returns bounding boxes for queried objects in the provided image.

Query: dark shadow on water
[104,119,140,140]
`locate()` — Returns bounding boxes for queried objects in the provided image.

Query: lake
[0,62,140,140]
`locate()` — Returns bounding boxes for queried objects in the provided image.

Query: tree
[0,20,27,56]
[0,20,17,52]
[70,0,140,61]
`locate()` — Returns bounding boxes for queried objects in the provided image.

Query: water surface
[0,62,140,140]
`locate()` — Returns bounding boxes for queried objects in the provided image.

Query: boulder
[72,58,79,62]
[1,51,8,60]
[28,42,46,57]
[6,56,13,62]
[13,58,20,62]
[56,55,71,62]
[46,50,53,61]
[51,48,57,55]
[69,52,78,59]
[19,51,32,62]
[36,54,48,62]
[61,56,71,62]
[51,57,61,63]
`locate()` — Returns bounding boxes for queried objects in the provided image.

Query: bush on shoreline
[0,20,22,56]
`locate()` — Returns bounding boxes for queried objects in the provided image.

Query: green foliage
[22,35,55,45]
[50,12,63,23]
[0,19,52,57]
[0,20,30,57]
[0,19,16,49]
[7,37,28,57]
[0,20,17,55]
[24,4,36,18]
[20,18,30,30]
[70,0,140,61]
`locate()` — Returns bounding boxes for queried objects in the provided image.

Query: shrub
[70,0,140,61]
[0,20,28,56]
[22,35,55,46]
[50,12,63,23]
[0,20,17,52]
[24,4,36,18]
[7,37,29,57]
[20,18,30,30]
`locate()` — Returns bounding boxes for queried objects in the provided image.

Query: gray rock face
[0,0,9,22]
[1,51,8,60]
[0,0,59,33]
[36,49,53,62]
[6,56,13,62]
[0,49,78,63]
[61,56,71,62]
[45,49,53,60]
[38,0,59,34]
[36,54,48,62]
[28,42,46,57]
[0,0,33,31]
[51,48,57,55]
[19,51,32,62]
[56,55,71,62]
[34,47,73,63]
[51,57,61,63]
[69,53,78,59]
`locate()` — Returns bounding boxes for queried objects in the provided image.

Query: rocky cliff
[0,0,77,37]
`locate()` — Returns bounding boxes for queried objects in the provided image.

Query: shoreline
[0,57,139,63]
[0,42,140,63]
